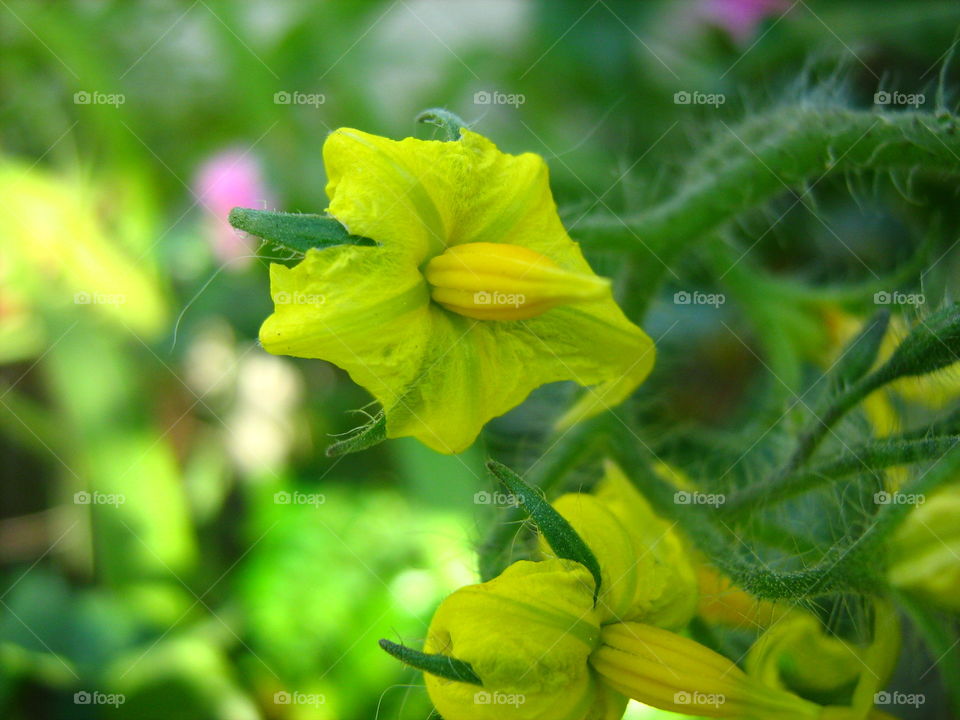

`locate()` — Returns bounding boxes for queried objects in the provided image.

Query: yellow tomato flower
[888,485,960,611]
[542,461,697,627]
[258,128,654,453]
[746,601,900,715]
[423,559,626,720]
[417,553,894,720]
[591,622,823,719]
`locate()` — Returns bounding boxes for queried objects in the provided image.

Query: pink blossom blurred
[194,150,273,267]
[701,0,791,43]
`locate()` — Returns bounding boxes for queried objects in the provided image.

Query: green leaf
[325,413,387,457]
[228,207,373,254]
[378,639,482,685]
[486,460,602,602]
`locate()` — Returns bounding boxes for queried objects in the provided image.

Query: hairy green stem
[578,107,960,313]
[724,436,960,514]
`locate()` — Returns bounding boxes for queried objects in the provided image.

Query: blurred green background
[2,1,959,718]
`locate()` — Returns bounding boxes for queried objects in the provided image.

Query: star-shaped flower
[259,128,654,453]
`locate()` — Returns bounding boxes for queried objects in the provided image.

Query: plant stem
[578,107,960,313]
[724,436,960,514]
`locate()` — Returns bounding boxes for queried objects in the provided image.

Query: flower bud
[590,622,822,719]
[746,601,900,719]
[888,485,960,611]
[543,461,697,627]
[423,559,617,720]
[424,242,610,321]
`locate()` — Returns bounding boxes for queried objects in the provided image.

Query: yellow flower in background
[888,485,960,611]
[259,128,655,454]
[696,563,791,631]
[0,161,167,340]
[542,460,698,627]
[746,601,900,717]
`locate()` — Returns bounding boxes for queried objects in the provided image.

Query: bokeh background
[2,1,959,718]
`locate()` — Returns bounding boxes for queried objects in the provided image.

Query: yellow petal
[424,559,603,720]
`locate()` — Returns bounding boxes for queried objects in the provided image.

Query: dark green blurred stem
[477,417,605,581]
[724,436,960,514]
[579,108,960,315]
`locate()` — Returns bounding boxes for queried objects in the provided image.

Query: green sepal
[416,108,468,141]
[830,309,890,389]
[325,413,387,457]
[486,460,603,603]
[378,639,482,685]
[228,207,373,254]
[875,304,960,383]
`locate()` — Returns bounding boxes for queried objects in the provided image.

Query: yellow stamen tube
[424,242,610,320]
[589,622,822,719]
